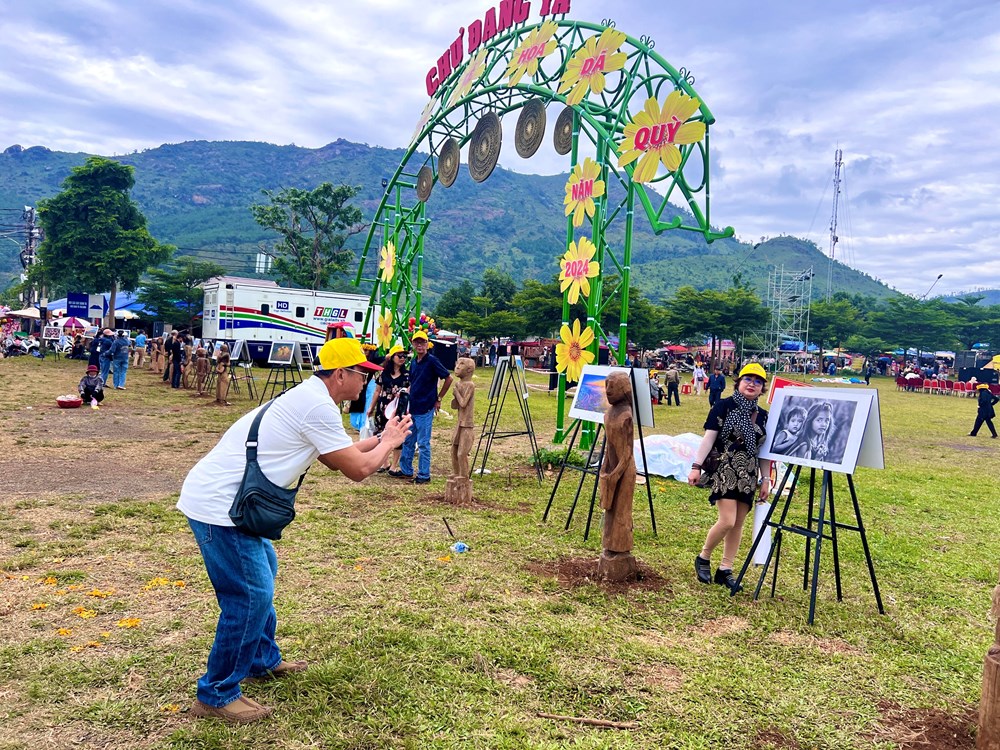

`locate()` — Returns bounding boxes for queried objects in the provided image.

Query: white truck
[200,276,374,362]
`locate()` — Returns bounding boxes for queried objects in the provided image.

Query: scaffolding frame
[742,266,814,374]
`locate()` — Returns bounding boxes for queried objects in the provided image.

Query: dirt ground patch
[752,727,801,749]
[526,556,672,595]
[873,700,978,749]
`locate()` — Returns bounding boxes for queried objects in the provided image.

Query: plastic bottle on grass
[450,542,469,554]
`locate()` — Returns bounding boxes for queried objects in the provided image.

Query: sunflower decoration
[379,240,395,284]
[448,48,491,108]
[617,92,706,183]
[376,308,394,350]
[410,99,438,145]
[555,319,596,383]
[563,158,605,228]
[558,237,600,305]
[557,28,627,106]
[505,20,559,87]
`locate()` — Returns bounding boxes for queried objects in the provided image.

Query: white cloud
[1,0,999,294]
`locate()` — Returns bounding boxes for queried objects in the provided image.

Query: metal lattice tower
[742,266,813,373]
[826,148,842,301]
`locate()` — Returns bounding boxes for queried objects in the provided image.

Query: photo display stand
[542,366,657,540]
[471,356,543,484]
[228,340,256,401]
[258,341,303,405]
[733,387,885,625]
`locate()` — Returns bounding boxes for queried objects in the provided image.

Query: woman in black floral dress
[687,363,773,592]
[369,345,409,472]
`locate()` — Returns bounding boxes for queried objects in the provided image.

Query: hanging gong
[553,105,574,156]
[515,99,546,159]
[468,111,502,183]
[416,164,434,202]
[438,138,460,188]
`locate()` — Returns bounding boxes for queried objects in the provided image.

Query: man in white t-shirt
[178,337,412,724]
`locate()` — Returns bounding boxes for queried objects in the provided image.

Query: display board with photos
[487,356,510,402]
[42,326,61,340]
[568,365,655,428]
[759,387,884,474]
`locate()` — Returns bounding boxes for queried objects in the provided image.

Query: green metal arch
[355,16,732,440]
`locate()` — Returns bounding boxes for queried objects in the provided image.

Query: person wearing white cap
[177,337,412,724]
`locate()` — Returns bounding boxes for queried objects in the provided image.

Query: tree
[137,256,226,328]
[809,298,863,355]
[480,268,517,311]
[510,278,584,338]
[864,298,957,353]
[662,286,721,344]
[36,157,173,327]
[250,183,365,290]
[433,280,477,324]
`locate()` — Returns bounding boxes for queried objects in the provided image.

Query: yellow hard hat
[738,362,768,381]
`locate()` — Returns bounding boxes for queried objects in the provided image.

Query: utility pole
[826,149,842,301]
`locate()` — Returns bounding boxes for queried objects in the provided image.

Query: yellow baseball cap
[976,383,989,390]
[316,338,382,373]
[387,344,405,357]
[411,330,429,342]
[738,362,768,381]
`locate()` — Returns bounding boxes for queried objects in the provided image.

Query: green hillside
[0,140,897,303]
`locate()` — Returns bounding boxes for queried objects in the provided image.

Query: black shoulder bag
[695,406,758,488]
[228,400,306,540]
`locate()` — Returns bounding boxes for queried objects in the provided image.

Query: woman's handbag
[228,399,306,540]
[695,444,721,488]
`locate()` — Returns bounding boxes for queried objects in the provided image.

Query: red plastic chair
[895,376,906,391]
[921,378,933,393]
[942,380,954,395]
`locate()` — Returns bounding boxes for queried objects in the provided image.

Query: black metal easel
[471,359,543,483]
[733,463,884,625]
[541,368,657,540]
[258,364,302,405]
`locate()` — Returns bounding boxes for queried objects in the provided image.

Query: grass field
[0,355,996,749]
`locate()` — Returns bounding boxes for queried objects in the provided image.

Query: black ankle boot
[694,556,712,584]
[714,568,742,593]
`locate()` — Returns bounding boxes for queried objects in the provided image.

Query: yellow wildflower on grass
[43,576,57,586]
[87,588,113,598]
[73,607,97,619]
[57,628,73,636]
[142,577,171,591]
[117,618,142,629]
[66,584,84,591]
[555,319,596,384]
[172,580,185,588]
[161,704,181,713]
[31,602,48,610]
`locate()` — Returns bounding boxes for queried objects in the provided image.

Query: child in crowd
[78,365,105,409]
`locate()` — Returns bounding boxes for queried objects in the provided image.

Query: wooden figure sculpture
[979,563,1000,749]
[215,344,231,406]
[445,357,476,504]
[597,371,639,581]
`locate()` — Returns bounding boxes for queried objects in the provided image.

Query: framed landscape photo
[568,365,654,428]
[487,356,509,402]
[760,387,878,474]
[267,341,296,366]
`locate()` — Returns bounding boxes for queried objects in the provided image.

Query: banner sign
[66,293,89,318]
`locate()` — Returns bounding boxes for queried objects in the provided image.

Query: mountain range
[0,139,900,305]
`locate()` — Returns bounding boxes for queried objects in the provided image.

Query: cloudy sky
[3,0,998,296]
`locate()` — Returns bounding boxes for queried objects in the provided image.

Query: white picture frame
[267,341,296,365]
[230,340,245,362]
[568,365,655,428]
[760,387,880,474]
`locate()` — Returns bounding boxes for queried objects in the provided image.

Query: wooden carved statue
[215,344,231,406]
[597,371,639,581]
[445,357,476,504]
[979,563,1000,749]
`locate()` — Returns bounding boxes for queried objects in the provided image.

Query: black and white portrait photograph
[761,388,877,474]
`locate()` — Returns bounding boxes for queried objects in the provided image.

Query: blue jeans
[112,356,129,388]
[399,410,434,480]
[187,518,282,707]
[99,355,113,383]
